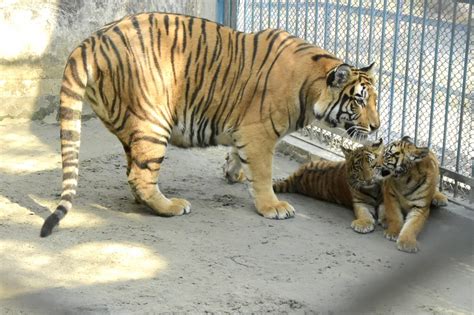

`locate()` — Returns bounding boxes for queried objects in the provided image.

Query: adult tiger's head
[380,136,430,178]
[314,61,380,139]
[341,138,384,189]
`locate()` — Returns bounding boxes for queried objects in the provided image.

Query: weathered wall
[0,0,217,120]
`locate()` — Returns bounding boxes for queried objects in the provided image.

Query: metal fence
[219,0,473,205]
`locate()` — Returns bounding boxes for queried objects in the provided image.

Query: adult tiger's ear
[359,62,376,77]
[409,147,430,162]
[327,64,352,88]
[340,146,352,159]
[401,136,414,144]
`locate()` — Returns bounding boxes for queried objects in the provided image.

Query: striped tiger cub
[41,12,380,237]
[273,139,384,233]
[380,136,448,253]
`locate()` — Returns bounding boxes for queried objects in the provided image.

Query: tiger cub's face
[341,138,384,189]
[380,136,430,178]
[317,62,380,139]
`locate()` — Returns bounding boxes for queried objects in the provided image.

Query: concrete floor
[1,118,473,314]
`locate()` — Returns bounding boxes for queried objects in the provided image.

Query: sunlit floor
[1,118,472,314]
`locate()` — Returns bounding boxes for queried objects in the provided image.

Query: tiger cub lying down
[273,139,384,233]
[379,136,448,253]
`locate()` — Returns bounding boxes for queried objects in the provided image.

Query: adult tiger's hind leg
[121,143,141,204]
[223,146,246,184]
[127,130,190,216]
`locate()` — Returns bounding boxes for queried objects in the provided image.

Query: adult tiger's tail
[40,45,89,237]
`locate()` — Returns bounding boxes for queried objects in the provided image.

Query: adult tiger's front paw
[257,201,295,219]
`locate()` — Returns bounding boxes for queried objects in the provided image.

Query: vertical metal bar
[455,2,472,174]
[216,0,225,24]
[376,0,389,114]
[251,0,255,31]
[285,0,289,31]
[345,0,353,61]
[268,0,272,28]
[323,0,330,49]
[427,0,443,147]
[333,0,341,54]
[441,2,458,167]
[304,0,309,40]
[277,0,281,29]
[367,0,375,63]
[414,0,429,144]
[296,0,300,36]
[387,0,402,143]
[401,0,415,136]
[244,0,248,32]
[355,0,363,66]
[259,0,263,30]
[314,0,319,44]
[234,0,239,29]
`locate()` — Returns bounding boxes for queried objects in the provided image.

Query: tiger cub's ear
[327,64,352,88]
[340,146,353,159]
[409,147,430,162]
[359,62,376,77]
[401,135,414,144]
[371,137,383,148]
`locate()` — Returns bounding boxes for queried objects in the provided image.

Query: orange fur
[41,13,380,236]
[380,137,448,253]
[274,140,384,233]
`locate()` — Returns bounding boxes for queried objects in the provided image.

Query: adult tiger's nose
[369,123,379,133]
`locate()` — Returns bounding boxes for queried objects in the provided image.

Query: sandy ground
[0,118,473,314]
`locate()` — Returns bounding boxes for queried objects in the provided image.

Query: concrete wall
[0,0,217,121]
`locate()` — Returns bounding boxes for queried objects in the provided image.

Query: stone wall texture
[0,0,217,120]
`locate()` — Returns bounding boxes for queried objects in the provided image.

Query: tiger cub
[273,139,384,233]
[380,136,448,253]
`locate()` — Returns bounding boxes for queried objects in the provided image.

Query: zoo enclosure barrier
[218,0,473,207]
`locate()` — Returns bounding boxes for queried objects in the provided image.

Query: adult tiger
[41,13,380,237]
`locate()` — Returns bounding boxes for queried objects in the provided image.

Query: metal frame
[218,0,473,206]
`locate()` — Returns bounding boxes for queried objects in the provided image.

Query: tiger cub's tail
[40,45,89,237]
[273,177,296,193]
[273,172,301,193]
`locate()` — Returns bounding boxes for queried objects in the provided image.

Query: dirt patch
[0,119,473,313]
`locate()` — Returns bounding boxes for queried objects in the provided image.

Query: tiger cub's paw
[351,219,375,234]
[384,229,399,241]
[397,238,419,253]
[222,154,246,184]
[431,192,448,207]
[257,201,295,220]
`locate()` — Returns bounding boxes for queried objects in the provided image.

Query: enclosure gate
[218,0,473,206]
